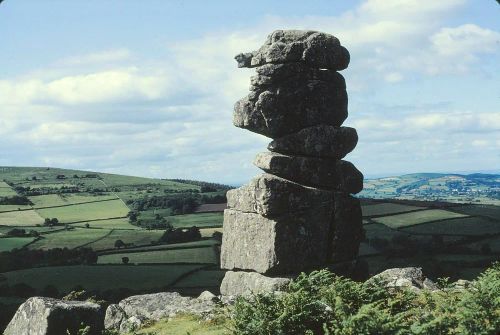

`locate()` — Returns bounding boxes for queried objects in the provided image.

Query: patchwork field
[28,194,117,208]
[0,237,36,252]
[85,229,165,250]
[27,228,111,250]
[97,246,217,264]
[0,205,32,213]
[35,199,129,223]
[361,203,426,217]
[0,210,45,226]
[168,212,224,228]
[400,216,500,236]
[2,264,209,293]
[372,209,468,228]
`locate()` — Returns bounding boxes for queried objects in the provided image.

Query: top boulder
[235,30,350,71]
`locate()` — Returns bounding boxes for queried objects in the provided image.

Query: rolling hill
[360,173,500,205]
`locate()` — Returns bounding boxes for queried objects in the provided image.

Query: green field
[361,203,426,217]
[85,229,165,250]
[200,227,222,238]
[448,204,500,220]
[98,246,217,264]
[0,237,36,252]
[0,210,45,226]
[0,187,18,197]
[102,239,220,253]
[27,228,111,250]
[168,212,223,228]
[28,194,117,208]
[0,205,33,213]
[171,269,225,289]
[400,216,500,236]
[72,218,138,230]
[2,264,208,293]
[35,199,129,223]
[373,209,468,228]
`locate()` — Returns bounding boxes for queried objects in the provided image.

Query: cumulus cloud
[0,0,499,182]
[57,49,132,66]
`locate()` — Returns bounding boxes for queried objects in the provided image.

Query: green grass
[84,229,165,250]
[105,239,219,253]
[28,194,117,208]
[27,228,111,250]
[0,210,45,226]
[200,227,223,238]
[373,209,468,228]
[0,205,32,212]
[448,204,500,220]
[97,246,217,264]
[361,203,426,217]
[0,237,36,252]
[35,199,129,223]
[126,315,228,335]
[168,212,223,228]
[171,269,225,288]
[2,264,207,293]
[400,217,500,236]
[71,218,138,230]
[0,187,18,197]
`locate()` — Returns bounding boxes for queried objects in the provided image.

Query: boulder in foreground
[4,297,104,335]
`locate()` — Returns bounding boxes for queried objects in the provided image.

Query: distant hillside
[360,173,500,205]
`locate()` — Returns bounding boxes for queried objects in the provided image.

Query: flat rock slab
[220,208,331,274]
[105,291,218,333]
[234,74,347,138]
[254,151,363,194]
[330,192,364,262]
[268,125,358,159]
[226,173,333,217]
[235,30,350,71]
[4,297,104,335]
[220,271,291,296]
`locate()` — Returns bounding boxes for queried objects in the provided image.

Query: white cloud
[58,49,131,66]
[431,24,500,56]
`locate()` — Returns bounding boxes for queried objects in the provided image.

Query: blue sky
[0,0,499,184]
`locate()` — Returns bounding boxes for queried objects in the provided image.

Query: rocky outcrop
[235,30,350,70]
[4,297,104,335]
[220,271,291,296]
[221,29,364,295]
[104,291,219,333]
[368,267,439,291]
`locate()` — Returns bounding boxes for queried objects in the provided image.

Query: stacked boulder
[220,30,363,295]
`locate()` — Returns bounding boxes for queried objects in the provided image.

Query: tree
[114,239,125,249]
[212,231,223,242]
[122,257,130,265]
[85,223,90,228]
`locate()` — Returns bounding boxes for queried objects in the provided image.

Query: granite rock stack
[220,30,363,295]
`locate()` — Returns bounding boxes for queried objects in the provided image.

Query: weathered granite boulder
[268,125,358,159]
[368,267,439,292]
[104,291,219,333]
[4,297,104,335]
[226,173,333,217]
[220,208,331,274]
[235,30,350,70]
[250,62,346,89]
[220,271,291,296]
[329,193,364,262]
[254,151,363,193]
[234,75,347,138]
